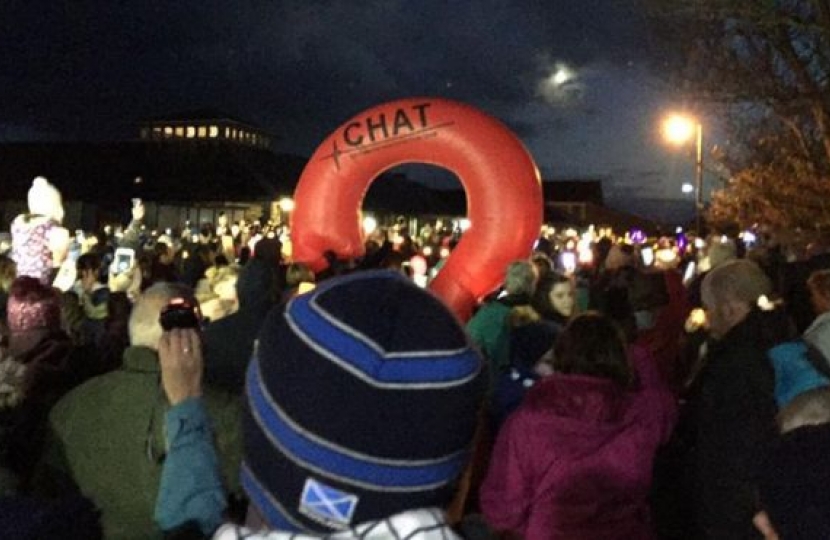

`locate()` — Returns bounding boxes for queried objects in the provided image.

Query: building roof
[142,109,257,125]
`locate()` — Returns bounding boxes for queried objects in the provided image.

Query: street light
[663,114,704,235]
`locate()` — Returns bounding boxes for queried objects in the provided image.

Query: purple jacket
[480,346,677,540]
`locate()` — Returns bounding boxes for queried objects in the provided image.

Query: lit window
[175,126,185,137]
[140,127,149,139]
[186,126,196,138]
[224,127,230,138]
[197,126,207,138]
[231,128,237,139]
[163,126,173,137]
[209,126,218,138]
[151,127,162,137]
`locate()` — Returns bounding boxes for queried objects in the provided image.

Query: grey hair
[778,387,830,434]
[128,282,197,350]
[701,259,772,309]
[503,260,537,296]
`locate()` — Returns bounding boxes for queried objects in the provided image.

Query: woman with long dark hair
[532,271,575,329]
[480,312,677,539]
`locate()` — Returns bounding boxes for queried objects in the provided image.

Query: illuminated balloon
[291,97,543,321]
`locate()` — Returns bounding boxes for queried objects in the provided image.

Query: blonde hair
[128,282,196,350]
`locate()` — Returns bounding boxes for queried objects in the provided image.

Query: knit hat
[243,270,485,532]
[6,276,61,333]
[27,177,64,223]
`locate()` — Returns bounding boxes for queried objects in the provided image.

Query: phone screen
[683,261,697,284]
[641,247,654,266]
[114,248,135,273]
[560,252,576,273]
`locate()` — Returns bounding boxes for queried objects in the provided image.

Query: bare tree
[644,0,830,231]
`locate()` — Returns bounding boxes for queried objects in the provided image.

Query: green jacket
[466,300,512,380]
[466,294,536,392]
[37,346,242,540]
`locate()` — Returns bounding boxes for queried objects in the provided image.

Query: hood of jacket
[524,373,630,427]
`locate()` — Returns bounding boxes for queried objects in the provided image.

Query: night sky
[0,1,703,223]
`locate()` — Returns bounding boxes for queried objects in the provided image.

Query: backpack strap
[802,340,830,381]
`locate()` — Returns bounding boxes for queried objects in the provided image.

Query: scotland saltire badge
[299,477,359,529]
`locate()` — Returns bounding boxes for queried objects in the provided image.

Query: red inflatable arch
[291,97,543,321]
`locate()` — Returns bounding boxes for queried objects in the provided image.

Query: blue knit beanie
[242,270,485,532]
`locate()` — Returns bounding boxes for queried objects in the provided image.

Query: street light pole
[694,122,703,236]
[663,113,705,236]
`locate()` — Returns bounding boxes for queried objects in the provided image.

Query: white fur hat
[28,176,64,223]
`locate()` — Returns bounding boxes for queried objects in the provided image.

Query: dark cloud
[0,1,699,220]
[0,1,646,145]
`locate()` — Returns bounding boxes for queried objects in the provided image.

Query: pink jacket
[480,346,677,540]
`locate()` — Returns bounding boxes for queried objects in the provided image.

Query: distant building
[542,179,604,223]
[138,109,273,149]
[0,110,302,230]
[541,179,664,233]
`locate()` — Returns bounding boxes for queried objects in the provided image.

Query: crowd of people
[0,176,829,539]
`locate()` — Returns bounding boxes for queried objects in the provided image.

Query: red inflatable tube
[291,97,543,321]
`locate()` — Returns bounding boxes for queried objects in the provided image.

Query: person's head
[59,291,85,345]
[807,269,830,315]
[778,387,830,434]
[705,238,737,271]
[627,270,670,330]
[213,254,230,268]
[154,241,173,265]
[6,277,62,336]
[76,253,102,292]
[533,272,575,320]
[531,252,554,281]
[553,312,632,387]
[243,270,485,531]
[285,263,315,289]
[701,259,772,339]
[192,244,214,266]
[128,282,196,350]
[503,260,537,297]
[755,389,830,540]
[604,243,636,272]
[27,176,64,223]
[106,292,132,332]
[0,255,16,293]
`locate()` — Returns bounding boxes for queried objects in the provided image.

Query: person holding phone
[75,253,110,345]
[38,283,243,540]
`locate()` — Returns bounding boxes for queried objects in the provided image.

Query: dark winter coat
[686,308,779,538]
[203,258,277,394]
[36,346,242,540]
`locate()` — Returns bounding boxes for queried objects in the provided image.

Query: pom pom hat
[27,177,64,223]
[243,270,485,532]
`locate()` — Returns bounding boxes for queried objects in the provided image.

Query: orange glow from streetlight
[663,114,697,145]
